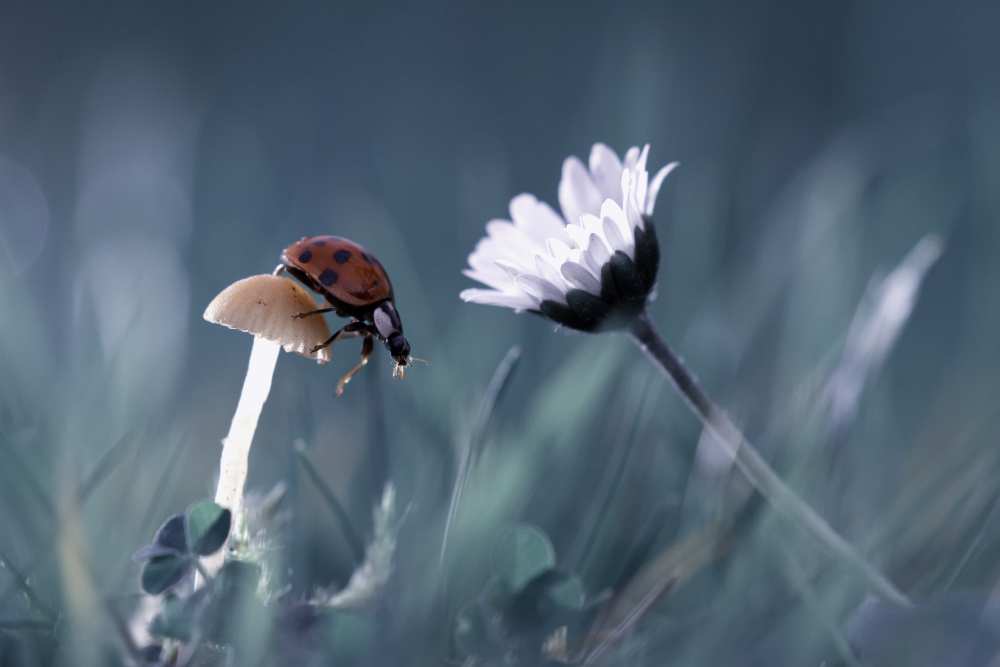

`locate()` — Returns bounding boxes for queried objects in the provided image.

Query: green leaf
[133,513,190,563]
[132,543,182,562]
[141,555,191,595]
[185,500,231,556]
[492,524,556,592]
[153,513,188,552]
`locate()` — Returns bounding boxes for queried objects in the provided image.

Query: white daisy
[460,143,677,331]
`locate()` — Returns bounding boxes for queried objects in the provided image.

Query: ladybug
[278,235,412,394]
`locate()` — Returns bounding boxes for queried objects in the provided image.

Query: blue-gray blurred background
[3,1,1000,665]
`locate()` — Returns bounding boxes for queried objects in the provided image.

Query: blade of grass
[581,522,732,665]
[435,345,521,661]
[437,345,521,573]
[0,429,55,521]
[0,430,137,607]
[57,497,142,665]
[941,491,1000,591]
[758,236,944,507]
[780,548,863,667]
[77,429,139,502]
[295,441,365,566]
[631,311,912,609]
[0,619,53,632]
[112,432,190,590]
[823,236,943,440]
[576,369,658,571]
[135,433,190,539]
[0,548,56,623]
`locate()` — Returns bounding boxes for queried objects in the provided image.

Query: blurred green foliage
[2,0,1000,665]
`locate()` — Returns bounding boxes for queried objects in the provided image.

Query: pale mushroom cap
[204,274,333,363]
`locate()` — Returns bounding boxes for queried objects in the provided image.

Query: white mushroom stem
[216,335,281,519]
[201,272,333,579]
[204,336,281,576]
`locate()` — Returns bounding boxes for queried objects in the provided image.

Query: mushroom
[202,272,332,573]
[203,274,334,364]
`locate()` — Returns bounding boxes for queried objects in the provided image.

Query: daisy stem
[628,311,912,609]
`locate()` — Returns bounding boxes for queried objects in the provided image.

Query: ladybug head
[388,333,411,366]
[373,302,411,370]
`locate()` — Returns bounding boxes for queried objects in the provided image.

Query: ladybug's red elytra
[278,235,412,394]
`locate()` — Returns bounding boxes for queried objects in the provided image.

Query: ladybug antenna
[408,356,430,366]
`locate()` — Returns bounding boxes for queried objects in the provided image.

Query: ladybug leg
[310,321,370,353]
[292,306,335,320]
[336,334,374,397]
[311,323,359,353]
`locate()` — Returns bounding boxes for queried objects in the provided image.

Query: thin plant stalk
[436,346,521,657]
[0,431,135,607]
[295,442,366,566]
[576,370,657,571]
[0,548,56,623]
[0,620,52,631]
[205,335,281,576]
[438,345,521,572]
[780,549,863,667]
[582,521,730,665]
[628,311,912,608]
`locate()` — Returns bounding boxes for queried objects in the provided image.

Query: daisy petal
[646,162,679,216]
[586,233,611,266]
[623,146,640,169]
[485,221,544,260]
[460,288,538,311]
[546,237,573,264]
[621,168,645,231]
[603,215,627,254]
[510,193,569,244]
[485,219,515,239]
[579,213,606,243]
[461,141,673,321]
[564,223,590,249]
[517,274,566,303]
[636,144,650,174]
[493,259,524,278]
[561,261,602,295]
[534,254,567,290]
[634,148,650,210]
[559,156,603,226]
[601,199,633,253]
[588,143,623,201]
[571,247,602,278]
[462,267,514,292]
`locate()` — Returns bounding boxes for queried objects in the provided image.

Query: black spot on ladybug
[298,250,313,263]
[361,252,374,264]
[319,269,338,286]
[334,249,351,264]
[313,240,327,247]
